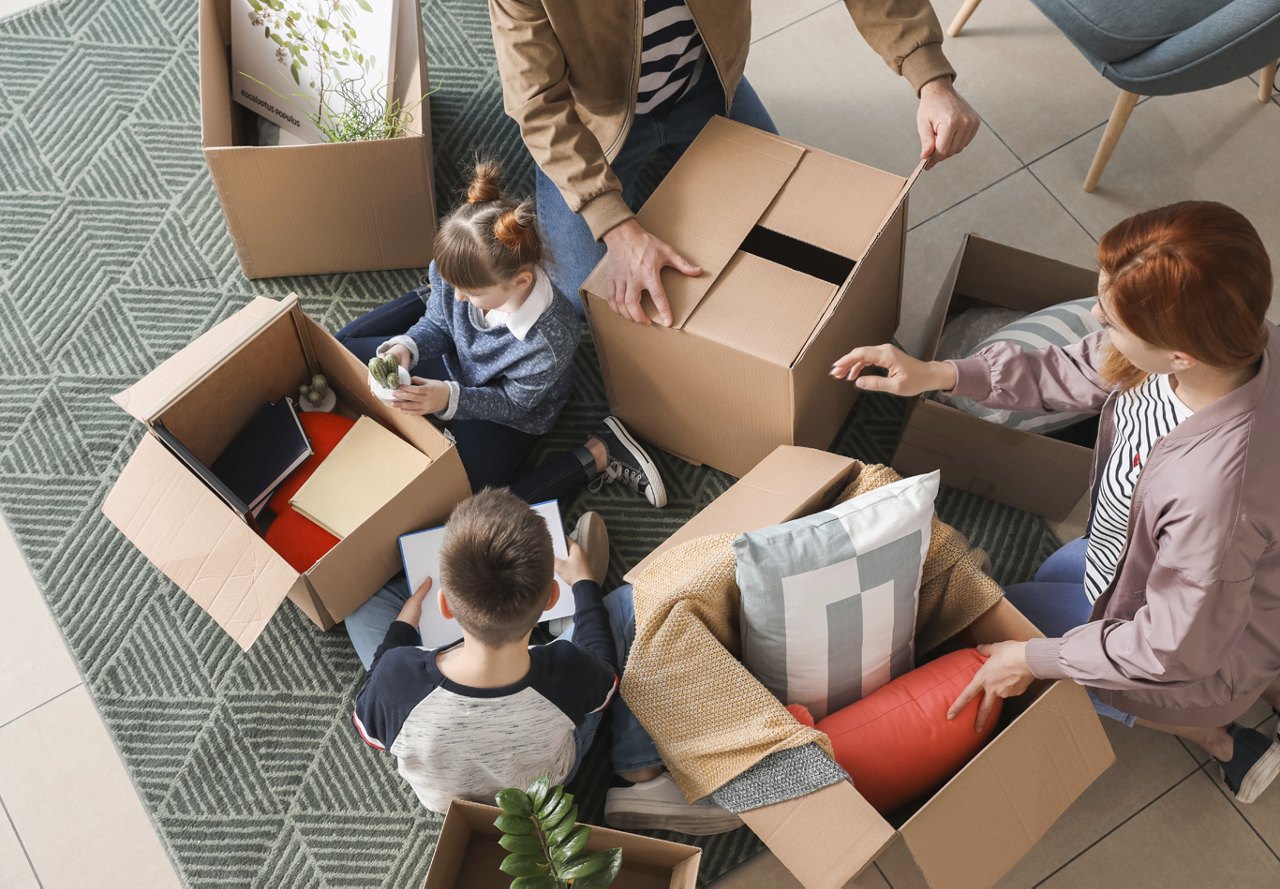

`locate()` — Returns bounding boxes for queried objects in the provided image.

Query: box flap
[739,781,896,889]
[625,447,857,582]
[112,295,298,424]
[898,681,1114,889]
[919,234,972,362]
[103,433,299,651]
[632,116,804,328]
[682,251,838,366]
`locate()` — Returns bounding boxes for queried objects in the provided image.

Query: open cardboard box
[583,117,922,478]
[892,235,1101,523]
[424,799,701,889]
[198,0,437,279]
[627,446,1115,889]
[102,295,470,651]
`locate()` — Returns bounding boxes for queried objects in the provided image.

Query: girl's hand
[947,641,1035,732]
[830,343,958,397]
[392,378,451,415]
[387,344,413,369]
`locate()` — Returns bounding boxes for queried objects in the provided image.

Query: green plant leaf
[496,788,533,817]
[510,877,557,889]
[526,775,552,811]
[545,807,578,848]
[541,794,572,832]
[537,787,563,820]
[355,0,373,11]
[493,814,535,836]
[571,849,623,889]
[498,833,541,855]
[316,18,333,29]
[290,60,300,85]
[559,850,611,880]
[269,32,284,45]
[554,826,591,863]
[499,853,547,878]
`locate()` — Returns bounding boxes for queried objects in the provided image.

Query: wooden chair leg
[1261,60,1278,103]
[1084,90,1140,193]
[947,0,985,37]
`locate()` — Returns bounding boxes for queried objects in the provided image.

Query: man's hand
[947,642,1035,732]
[602,218,702,327]
[391,378,451,415]
[830,343,957,396]
[555,539,598,586]
[395,577,433,627]
[917,78,981,170]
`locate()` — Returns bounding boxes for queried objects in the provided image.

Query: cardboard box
[198,0,437,279]
[103,295,470,651]
[627,446,1115,889]
[424,799,701,889]
[583,117,922,477]
[892,235,1101,522]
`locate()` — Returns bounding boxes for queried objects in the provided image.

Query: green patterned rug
[0,0,1060,885]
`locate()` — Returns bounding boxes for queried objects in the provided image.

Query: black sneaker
[588,417,667,508]
[1217,724,1280,804]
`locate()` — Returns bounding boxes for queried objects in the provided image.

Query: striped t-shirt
[635,0,707,115]
[1084,374,1193,602]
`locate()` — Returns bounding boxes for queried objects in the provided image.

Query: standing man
[490,0,980,326]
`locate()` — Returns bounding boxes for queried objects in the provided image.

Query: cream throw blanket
[621,463,1006,801]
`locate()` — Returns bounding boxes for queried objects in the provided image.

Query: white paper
[401,499,573,648]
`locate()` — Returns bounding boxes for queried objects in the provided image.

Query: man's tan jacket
[489,0,956,240]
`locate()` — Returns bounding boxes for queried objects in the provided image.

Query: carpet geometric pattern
[0,0,1061,885]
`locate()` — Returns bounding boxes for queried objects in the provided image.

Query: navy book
[210,398,312,515]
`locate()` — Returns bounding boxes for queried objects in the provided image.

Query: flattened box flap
[630,116,804,327]
[112,295,298,424]
[625,447,857,582]
[103,433,300,651]
[738,780,896,889]
[898,680,1114,889]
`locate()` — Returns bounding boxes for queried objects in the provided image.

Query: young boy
[350,489,739,833]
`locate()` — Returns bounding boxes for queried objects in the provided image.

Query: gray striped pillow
[937,297,1102,433]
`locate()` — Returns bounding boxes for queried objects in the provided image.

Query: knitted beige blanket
[621,463,1005,801]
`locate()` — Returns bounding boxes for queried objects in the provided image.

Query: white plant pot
[369,366,412,404]
[298,388,337,413]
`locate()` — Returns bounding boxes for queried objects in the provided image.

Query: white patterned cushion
[936,297,1102,433]
[734,471,939,720]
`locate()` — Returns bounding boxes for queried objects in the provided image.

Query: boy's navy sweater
[351,581,617,813]
[382,261,580,434]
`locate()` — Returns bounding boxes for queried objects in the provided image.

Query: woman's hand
[391,378,451,415]
[830,343,958,397]
[947,641,1035,732]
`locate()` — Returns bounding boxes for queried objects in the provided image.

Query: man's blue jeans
[345,580,663,776]
[1003,537,1137,727]
[536,75,778,315]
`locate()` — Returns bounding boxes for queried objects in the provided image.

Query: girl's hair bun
[492,208,525,251]
[466,160,504,204]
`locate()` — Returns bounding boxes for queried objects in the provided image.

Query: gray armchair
[948,0,1280,190]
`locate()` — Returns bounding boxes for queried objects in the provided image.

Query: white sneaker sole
[602,417,667,508]
[1235,738,1280,804]
[603,800,742,836]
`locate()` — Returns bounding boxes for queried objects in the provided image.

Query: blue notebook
[210,398,312,515]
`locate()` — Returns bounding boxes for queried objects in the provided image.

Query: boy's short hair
[439,488,554,645]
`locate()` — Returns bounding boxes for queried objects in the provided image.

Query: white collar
[470,267,553,341]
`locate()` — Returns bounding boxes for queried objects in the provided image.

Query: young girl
[335,161,666,509]
[832,202,1280,804]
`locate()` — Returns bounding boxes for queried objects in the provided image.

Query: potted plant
[493,775,621,889]
[297,373,336,412]
[367,354,410,404]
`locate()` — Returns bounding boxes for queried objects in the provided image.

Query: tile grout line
[1196,758,1280,864]
[750,0,841,45]
[0,793,43,889]
[0,683,81,734]
[1032,765,1203,887]
[1025,164,1098,246]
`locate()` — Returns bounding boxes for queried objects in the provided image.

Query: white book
[231,0,400,144]
[400,499,575,648]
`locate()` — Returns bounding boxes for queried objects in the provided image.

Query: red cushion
[787,648,1002,814]
[267,412,357,514]
[264,506,340,573]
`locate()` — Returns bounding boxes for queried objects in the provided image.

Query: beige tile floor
[1,0,1279,886]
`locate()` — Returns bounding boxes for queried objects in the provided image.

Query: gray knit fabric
[711,743,849,813]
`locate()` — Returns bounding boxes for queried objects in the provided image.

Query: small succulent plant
[298,373,330,408]
[493,775,621,889]
[368,354,402,391]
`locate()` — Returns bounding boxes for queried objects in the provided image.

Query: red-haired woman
[832,201,1280,803]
